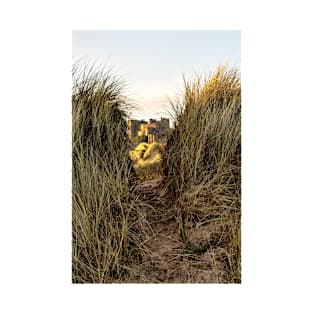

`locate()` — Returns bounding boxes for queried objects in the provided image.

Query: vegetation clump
[72,63,241,283]
[129,142,164,180]
[72,63,146,283]
[162,66,241,282]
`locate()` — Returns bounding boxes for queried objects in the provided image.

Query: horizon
[127,116,169,122]
[72,30,240,123]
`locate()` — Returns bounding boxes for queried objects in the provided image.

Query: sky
[72,30,240,123]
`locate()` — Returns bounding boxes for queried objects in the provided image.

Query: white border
[1,1,312,312]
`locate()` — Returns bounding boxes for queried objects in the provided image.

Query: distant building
[128,119,145,139]
[128,118,170,143]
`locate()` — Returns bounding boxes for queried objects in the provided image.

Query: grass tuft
[162,66,241,282]
[72,62,147,283]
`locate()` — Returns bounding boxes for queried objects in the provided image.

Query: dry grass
[161,66,241,282]
[72,63,241,283]
[72,63,149,283]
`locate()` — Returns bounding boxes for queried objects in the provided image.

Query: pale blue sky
[72,30,240,122]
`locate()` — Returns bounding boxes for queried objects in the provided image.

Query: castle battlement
[128,118,170,143]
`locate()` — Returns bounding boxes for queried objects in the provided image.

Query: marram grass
[72,63,147,283]
[72,63,241,283]
[162,66,241,282]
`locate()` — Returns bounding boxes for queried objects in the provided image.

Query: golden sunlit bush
[143,142,164,160]
[129,142,164,179]
[135,142,149,151]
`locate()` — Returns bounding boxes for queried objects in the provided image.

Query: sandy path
[136,178,226,283]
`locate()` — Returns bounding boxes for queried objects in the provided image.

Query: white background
[0,1,312,312]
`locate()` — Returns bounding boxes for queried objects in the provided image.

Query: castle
[128,118,170,143]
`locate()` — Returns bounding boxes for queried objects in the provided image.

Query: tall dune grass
[72,62,241,283]
[162,66,241,282]
[72,63,146,283]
